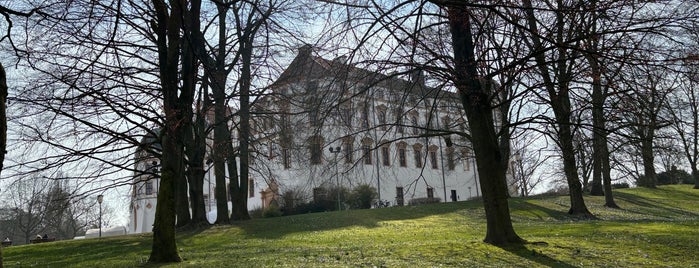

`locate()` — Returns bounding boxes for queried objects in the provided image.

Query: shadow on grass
[613,190,699,219]
[509,199,574,221]
[233,201,475,239]
[499,243,577,268]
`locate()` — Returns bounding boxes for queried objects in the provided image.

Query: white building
[250,45,496,210]
[129,45,515,233]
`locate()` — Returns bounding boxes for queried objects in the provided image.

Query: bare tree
[618,54,675,188]
[670,54,699,188]
[511,132,551,196]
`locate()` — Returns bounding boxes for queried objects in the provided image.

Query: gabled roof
[271,44,459,101]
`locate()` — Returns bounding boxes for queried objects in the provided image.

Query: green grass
[4,185,699,267]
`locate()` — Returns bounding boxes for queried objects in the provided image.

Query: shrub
[611,182,630,189]
[262,205,282,218]
[249,207,264,218]
[408,197,441,206]
[657,167,693,185]
[348,184,378,209]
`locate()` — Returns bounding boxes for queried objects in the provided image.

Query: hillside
[3,185,699,267]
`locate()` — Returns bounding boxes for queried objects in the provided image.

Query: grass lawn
[3,185,699,267]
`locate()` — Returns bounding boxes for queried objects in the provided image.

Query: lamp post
[329,146,341,211]
[97,194,104,238]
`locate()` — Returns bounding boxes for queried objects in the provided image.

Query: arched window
[428,145,439,169]
[377,105,387,131]
[308,135,324,165]
[394,107,404,133]
[397,142,408,167]
[446,147,455,171]
[362,137,373,165]
[380,140,391,166]
[361,104,370,128]
[342,136,355,163]
[413,143,423,168]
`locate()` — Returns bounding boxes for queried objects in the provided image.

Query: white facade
[129,46,516,233]
[250,46,495,209]
[129,134,261,234]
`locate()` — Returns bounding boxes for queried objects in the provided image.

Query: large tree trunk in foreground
[446,5,523,245]
[185,89,209,226]
[0,63,8,268]
[212,73,231,224]
[522,0,592,217]
[639,137,657,188]
[230,38,253,221]
[149,0,187,262]
[601,140,619,208]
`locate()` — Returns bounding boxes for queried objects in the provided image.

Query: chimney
[298,44,313,57]
[332,55,348,65]
[410,68,425,86]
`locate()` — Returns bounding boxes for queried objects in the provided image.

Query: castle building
[129,45,515,233]
[251,45,492,210]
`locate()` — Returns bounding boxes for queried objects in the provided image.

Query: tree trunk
[602,140,619,208]
[149,136,181,262]
[556,108,593,216]
[589,52,605,196]
[230,39,253,221]
[149,0,189,262]
[184,87,209,225]
[693,168,699,189]
[174,25,199,228]
[522,0,592,217]
[211,71,231,224]
[0,63,8,268]
[447,5,523,245]
[639,137,657,188]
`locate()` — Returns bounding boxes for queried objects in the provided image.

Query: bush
[408,197,441,206]
[348,184,378,209]
[657,167,693,185]
[262,205,282,218]
[611,182,630,189]
[248,207,264,218]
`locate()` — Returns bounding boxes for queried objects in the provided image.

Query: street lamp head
[97,194,104,204]
[329,146,341,153]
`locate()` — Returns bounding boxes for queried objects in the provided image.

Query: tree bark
[446,5,523,245]
[184,86,209,226]
[523,0,592,217]
[211,71,231,224]
[149,0,189,262]
[0,63,8,268]
[639,137,657,188]
[230,37,252,221]
[601,139,619,207]
[588,38,605,197]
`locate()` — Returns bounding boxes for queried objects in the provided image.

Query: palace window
[377,106,387,130]
[249,179,255,197]
[411,114,419,135]
[343,141,354,164]
[363,144,372,165]
[398,146,407,167]
[413,144,423,168]
[446,148,455,171]
[381,145,390,166]
[145,181,153,195]
[429,145,439,170]
[309,136,323,165]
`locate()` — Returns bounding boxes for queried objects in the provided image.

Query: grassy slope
[4,185,699,267]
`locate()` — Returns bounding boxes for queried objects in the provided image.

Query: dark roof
[271,45,459,101]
